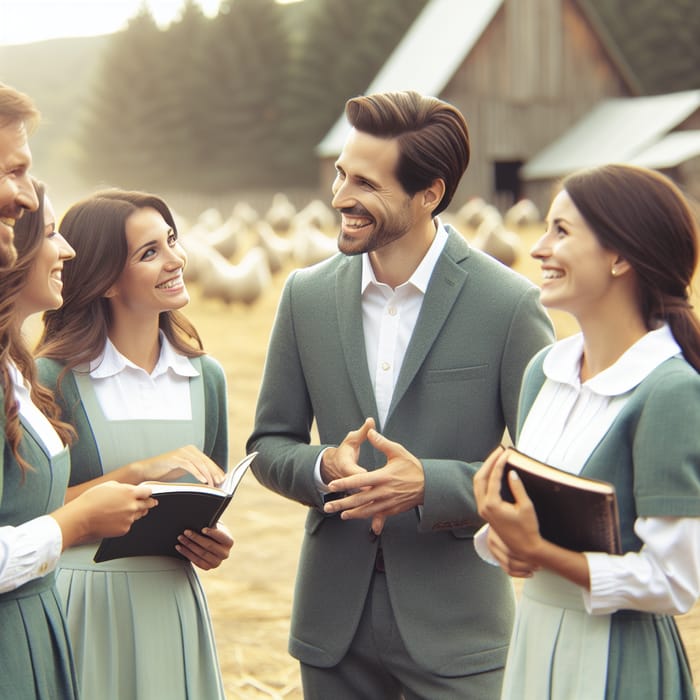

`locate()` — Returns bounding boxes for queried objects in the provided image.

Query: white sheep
[199,245,272,305]
[472,216,520,267]
[290,221,339,267]
[198,214,248,259]
[265,192,297,234]
[179,231,216,284]
[293,199,337,234]
[504,199,541,228]
[195,206,224,232]
[231,201,260,229]
[254,220,294,274]
[456,197,487,228]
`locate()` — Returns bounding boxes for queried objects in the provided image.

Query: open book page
[93,452,258,562]
[140,451,258,497]
[220,451,258,494]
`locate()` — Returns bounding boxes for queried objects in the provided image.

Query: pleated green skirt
[501,570,696,699]
[0,575,78,700]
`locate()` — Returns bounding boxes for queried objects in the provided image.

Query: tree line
[79,0,428,193]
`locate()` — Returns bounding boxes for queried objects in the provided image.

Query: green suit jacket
[247,226,554,676]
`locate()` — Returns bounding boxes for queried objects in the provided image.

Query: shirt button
[381,362,391,371]
[388,306,397,316]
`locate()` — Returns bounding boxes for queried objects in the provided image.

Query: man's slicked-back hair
[0,83,40,132]
[345,90,470,216]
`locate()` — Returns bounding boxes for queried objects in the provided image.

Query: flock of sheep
[176,193,541,305]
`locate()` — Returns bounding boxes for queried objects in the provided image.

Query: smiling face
[0,121,38,269]
[331,128,420,256]
[531,189,619,320]
[106,206,188,318]
[17,194,75,322]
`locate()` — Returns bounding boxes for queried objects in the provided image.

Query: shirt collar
[361,219,448,294]
[89,332,200,379]
[543,324,682,396]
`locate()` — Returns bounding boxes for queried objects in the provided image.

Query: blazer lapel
[386,229,470,424]
[335,255,379,421]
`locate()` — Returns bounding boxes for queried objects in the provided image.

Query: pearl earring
[611,268,617,277]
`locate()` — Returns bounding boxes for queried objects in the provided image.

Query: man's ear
[422,178,446,214]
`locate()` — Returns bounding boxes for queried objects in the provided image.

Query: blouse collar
[543,324,682,396]
[89,332,199,380]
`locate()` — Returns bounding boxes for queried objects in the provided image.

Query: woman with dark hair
[0,180,156,700]
[474,164,700,699]
[36,189,232,700]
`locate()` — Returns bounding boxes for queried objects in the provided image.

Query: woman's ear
[611,255,632,277]
[103,286,117,299]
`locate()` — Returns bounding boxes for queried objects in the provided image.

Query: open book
[94,452,258,563]
[500,447,622,554]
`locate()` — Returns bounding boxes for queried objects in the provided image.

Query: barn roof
[315,0,504,157]
[629,130,700,169]
[521,90,700,180]
[580,0,700,95]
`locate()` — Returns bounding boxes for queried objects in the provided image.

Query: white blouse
[476,325,700,615]
[87,333,198,420]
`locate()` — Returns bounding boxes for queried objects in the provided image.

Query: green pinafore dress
[0,421,78,700]
[56,367,226,700]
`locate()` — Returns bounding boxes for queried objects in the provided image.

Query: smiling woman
[34,188,233,700]
[15,189,75,319]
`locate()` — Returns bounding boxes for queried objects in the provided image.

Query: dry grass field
[175,222,700,699]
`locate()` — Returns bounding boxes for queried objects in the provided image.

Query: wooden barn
[316,0,700,217]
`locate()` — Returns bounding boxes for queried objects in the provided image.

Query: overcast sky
[0,0,223,46]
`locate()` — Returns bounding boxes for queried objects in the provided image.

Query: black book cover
[94,452,257,562]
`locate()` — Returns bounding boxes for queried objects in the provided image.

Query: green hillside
[0,34,109,203]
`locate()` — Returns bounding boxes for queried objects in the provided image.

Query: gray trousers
[300,569,504,700]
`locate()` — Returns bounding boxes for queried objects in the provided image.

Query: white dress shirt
[314,221,448,490]
[475,325,700,615]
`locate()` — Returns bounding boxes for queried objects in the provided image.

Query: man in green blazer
[248,90,554,699]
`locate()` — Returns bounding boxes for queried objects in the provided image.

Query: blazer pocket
[426,365,489,384]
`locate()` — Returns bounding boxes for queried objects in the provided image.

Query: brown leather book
[500,447,622,554]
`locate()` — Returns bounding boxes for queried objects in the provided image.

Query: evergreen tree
[196,0,293,190]
[157,0,212,189]
[282,0,428,185]
[79,7,170,189]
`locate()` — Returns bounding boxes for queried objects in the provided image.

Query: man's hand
[320,417,375,483]
[323,428,424,534]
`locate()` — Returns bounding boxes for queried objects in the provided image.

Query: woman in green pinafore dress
[0,181,156,700]
[36,189,233,700]
[475,165,700,699]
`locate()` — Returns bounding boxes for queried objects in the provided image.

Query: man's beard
[337,206,413,256]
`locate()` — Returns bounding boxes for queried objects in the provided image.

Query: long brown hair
[1,180,75,472]
[563,164,700,371]
[36,189,204,373]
